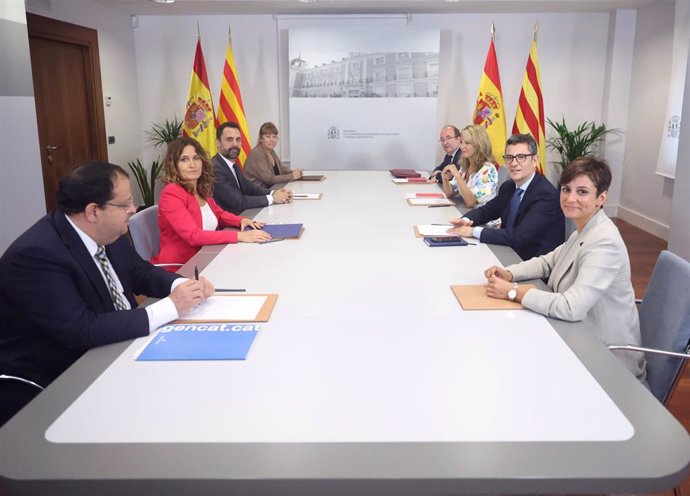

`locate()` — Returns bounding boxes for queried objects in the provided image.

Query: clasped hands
[272,188,293,204]
[483,265,515,300]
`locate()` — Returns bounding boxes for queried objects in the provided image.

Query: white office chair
[128,205,182,268]
[608,250,690,405]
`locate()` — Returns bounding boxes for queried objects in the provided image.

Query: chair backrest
[639,250,690,403]
[128,205,160,261]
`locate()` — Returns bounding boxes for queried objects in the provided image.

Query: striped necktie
[95,246,128,311]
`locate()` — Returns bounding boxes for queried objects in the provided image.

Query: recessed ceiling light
[150,0,175,4]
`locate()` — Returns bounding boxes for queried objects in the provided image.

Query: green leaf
[546,117,621,170]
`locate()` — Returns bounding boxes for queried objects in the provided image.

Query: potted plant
[129,116,183,210]
[546,117,620,170]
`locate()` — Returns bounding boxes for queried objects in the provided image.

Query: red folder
[389,169,421,178]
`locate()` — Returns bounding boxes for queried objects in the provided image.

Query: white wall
[133,15,280,170]
[26,0,143,169]
[132,11,619,180]
[669,36,690,260]
[0,0,45,254]
[618,0,675,239]
[18,1,686,246]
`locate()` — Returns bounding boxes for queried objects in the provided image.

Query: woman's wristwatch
[507,283,519,301]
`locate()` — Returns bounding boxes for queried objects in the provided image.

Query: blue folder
[258,223,303,239]
[137,323,259,361]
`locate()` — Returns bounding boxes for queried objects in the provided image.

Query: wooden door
[27,14,107,211]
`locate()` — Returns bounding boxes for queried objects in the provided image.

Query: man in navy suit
[212,122,292,215]
[0,161,213,426]
[449,134,564,260]
[428,125,462,183]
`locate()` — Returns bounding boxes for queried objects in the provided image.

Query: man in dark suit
[428,125,462,183]
[449,134,564,260]
[212,122,292,215]
[0,161,213,426]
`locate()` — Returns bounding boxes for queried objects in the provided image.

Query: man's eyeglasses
[502,153,536,164]
[104,198,135,210]
[439,136,460,143]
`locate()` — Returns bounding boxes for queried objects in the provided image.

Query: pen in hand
[194,265,199,281]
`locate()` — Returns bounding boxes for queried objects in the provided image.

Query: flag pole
[196,21,200,38]
[491,21,495,41]
[533,20,539,43]
[228,26,232,48]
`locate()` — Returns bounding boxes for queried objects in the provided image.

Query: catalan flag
[512,28,545,174]
[216,31,251,167]
[473,25,506,167]
[182,35,217,157]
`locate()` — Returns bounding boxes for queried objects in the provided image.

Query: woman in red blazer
[152,137,271,270]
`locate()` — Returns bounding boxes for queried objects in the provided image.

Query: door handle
[46,145,61,151]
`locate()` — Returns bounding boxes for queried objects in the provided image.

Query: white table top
[1,171,689,494]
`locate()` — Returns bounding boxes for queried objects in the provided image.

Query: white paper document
[392,178,409,183]
[292,193,321,200]
[416,224,455,236]
[179,295,268,322]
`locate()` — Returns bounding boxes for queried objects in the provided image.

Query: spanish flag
[182,35,216,157]
[512,26,545,174]
[216,30,251,167]
[473,24,506,167]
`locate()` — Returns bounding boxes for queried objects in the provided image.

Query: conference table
[1,171,689,495]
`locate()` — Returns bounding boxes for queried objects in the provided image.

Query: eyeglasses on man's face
[104,197,135,210]
[502,153,536,164]
[439,136,460,143]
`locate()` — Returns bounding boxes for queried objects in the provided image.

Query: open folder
[174,294,278,323]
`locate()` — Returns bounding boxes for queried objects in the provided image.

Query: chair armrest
[0,374,44,391]
[607,344,690,360]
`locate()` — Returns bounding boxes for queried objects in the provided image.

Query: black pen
[431,223,452,226]
[194,266,199,280]
[428,205,452,208]
[215,289,247,292]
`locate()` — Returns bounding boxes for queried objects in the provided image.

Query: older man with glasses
[448,133,564,260]
[428,125,462,183]
[0,161,214,427]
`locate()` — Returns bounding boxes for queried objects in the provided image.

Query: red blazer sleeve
[158,184,240,247]
[207,197,245,229]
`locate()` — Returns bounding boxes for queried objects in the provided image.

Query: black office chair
[0,375,44,428]
[608,250,690,405]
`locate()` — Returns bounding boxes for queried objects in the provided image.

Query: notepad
[406,198,454,206]
[260,223,304,239]
[174,294,278,323]
[414,224,455,237]
[136,323,259,361]
[391,177,429,184]
[292,193,322,200]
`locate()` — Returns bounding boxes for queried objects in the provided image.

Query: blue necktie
[506,188,524,228]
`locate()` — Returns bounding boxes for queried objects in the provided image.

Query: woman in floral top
[441,124,498,208]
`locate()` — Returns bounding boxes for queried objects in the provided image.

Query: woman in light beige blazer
[483,157,646,380]
[244,122,302,188]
